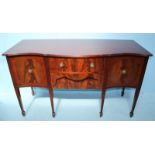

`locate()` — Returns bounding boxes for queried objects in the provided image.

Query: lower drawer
[50,72,103,89]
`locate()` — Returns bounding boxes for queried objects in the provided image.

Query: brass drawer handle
[121,69,127,75]
[28,69,33,74]
[59,62,65,68]
[90,62,95,68]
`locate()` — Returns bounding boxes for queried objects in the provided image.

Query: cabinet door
[105,56,145,88]
[9,56,48,87]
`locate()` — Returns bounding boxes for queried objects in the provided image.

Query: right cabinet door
[105,56,145,88]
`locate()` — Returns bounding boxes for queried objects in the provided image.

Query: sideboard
[2,39,152,117]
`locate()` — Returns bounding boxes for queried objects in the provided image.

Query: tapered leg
[48,89,55,117]
[15,87,26,116]
[100,89,106,117]
[121,88,125,96]
[130,88,140,117]
[31,87,35,96]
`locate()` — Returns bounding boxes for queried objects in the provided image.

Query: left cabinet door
[8,56,48,87]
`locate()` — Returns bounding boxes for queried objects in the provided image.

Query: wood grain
[105,56,145,88]
[48,58,104,73]
[50,73,103,89]
[8,56,48,87]
[3,39,152,57]
[48,58,104,89]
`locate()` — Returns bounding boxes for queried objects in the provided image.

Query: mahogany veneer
[3,39,152,118]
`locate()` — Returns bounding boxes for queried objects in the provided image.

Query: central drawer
[48,58,104,89]
[48,58,104,73]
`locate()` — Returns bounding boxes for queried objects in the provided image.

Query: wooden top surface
[3,39,152,57]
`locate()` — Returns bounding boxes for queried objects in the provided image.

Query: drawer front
[9,56,48,87]
[105,56,145,88]
[48,58,104,89]
[48,58,104,73]
[50,72,103,89]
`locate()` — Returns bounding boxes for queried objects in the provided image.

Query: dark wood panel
[105,56,145,88]
[50,72,103,89]
[3,40,152,57]
[48,58,104,73]
[8,56,48,87]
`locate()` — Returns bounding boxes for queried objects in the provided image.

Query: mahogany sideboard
[2,39,152,117]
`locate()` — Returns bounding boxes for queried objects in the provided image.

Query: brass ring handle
[121,69,127,75]
[90,62,95,68]
[59,62,65,68]
[28,69,33,74]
